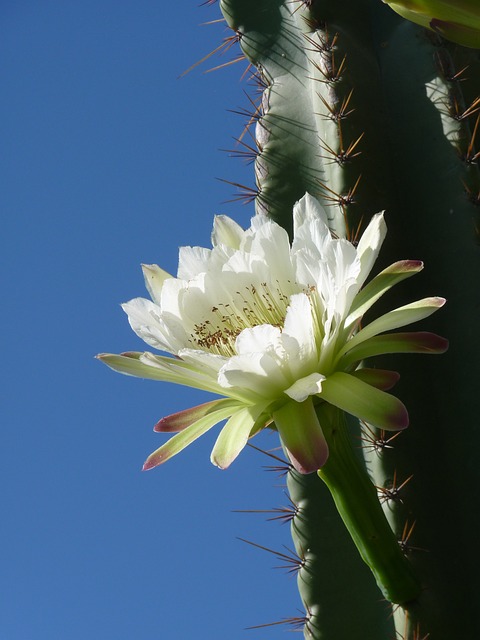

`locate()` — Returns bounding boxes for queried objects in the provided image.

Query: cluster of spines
[204,0,388,238]
[429,38,480,238]
[360,424,420,553]
[232,444,314,635]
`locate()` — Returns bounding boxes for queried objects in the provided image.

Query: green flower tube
[313,403,421,605]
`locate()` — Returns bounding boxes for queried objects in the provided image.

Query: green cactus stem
[315,403,420,605]
[220,0,390,239]
[214,0,480,637]
[287,456,395,638]
[364,9,480,637]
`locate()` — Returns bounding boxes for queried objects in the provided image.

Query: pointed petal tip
[402,259,423,271]
[353,368,400,391]
[210,456,229,470]
[287,444,329,474]
[432,296,447,307]
[437,336,449,353]
[390,402,409,432]
[418,332,449,353]
[142,459,157,471]
[153,418,167,433]
[153,401,224,433]
[142,450,168,470]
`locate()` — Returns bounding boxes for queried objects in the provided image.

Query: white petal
[98,351,226,397]
[211,215,244,249]
[122,297,178,352]
[293,193,329,235]
[218,352,289,398]
[143,400,240,470]
[178,347,227,374]
[141,264,172,305]
[235,324,281,355]
[246,218,293,280]
[210,404,267,469]
[177,246,211,280]
[292,217,331,260]
[284,372,325,402]
[282,293,318,369]
[159,277,187,319]
[355,212,387,289]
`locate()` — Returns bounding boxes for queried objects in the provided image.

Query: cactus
[99,0,480,637]
[215,0,480,638]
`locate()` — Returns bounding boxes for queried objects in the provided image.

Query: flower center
[189,280,291,357]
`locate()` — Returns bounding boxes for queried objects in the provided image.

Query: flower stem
[316,404,421,605]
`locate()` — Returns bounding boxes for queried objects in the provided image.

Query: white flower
[98,194,447,473]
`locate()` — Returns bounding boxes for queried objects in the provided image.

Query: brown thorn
[398,519,428,554]
[434,49,468,82]
[216,177,259,205]
[237,537,305,575]
[205,53,247,74]
[395,616,431,640]
[376,471,414,505]
[318,130,364,165]
[200,18,226,26]
[245,609,310,631]
[232,506,297,523]
[316,173,362,210]
[464,113,480,164]
[178,32,241,78]
[220,137,258,164]
[452,95,480,121]
[316,88,355,123]
[358,423,403,454]
[246,442,291,466]
[246,442,293,476]
[227,90,264,143]
[233,492,298,524]
[348,213,364,246]
[309,49,346,84]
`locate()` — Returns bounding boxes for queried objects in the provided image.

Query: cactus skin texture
[215,0,480,638]
[383,0,480,48]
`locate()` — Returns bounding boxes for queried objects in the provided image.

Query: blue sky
[2,2,300,637]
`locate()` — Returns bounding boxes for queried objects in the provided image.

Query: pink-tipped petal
[142,402,238,470]
[339,331,449,369]
[352,368,400,391]
[154,400,230,433]
[319,372,409,431]
[210,405,266,470]
[341,297,447,361]
[273,398,329,474]
[347,260,424,326]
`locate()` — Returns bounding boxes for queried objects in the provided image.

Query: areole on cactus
[383,0,480,47]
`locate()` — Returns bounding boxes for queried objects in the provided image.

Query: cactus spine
[214,0,480,637]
